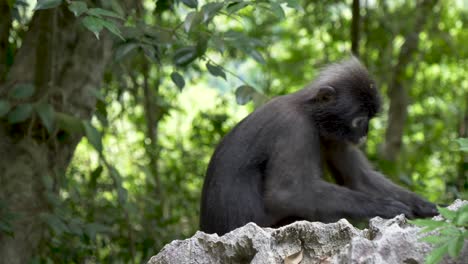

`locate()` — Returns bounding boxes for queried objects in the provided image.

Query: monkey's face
[348,115,369,145]
[315,109,371,146]
[313,90,379,146]
[307,58,381,145]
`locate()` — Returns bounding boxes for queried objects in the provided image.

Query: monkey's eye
[351,116,367,128]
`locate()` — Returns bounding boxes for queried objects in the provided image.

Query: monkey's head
[304,57,381,145]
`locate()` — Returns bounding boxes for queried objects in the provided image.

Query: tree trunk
[0,0,11,81]
[457,97,467,192]
[382,0,438,161]
[351,0,360,57]
[0,6,112,263]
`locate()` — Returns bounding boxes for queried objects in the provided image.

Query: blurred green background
[0,0,466,263]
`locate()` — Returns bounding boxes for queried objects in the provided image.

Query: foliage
[410,140,468,264]
[411,204,468,264]
[455,138,468,152]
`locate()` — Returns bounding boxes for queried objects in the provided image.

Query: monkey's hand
[358,171,438,218]
[374,198,415,219]
[407,196,438,218]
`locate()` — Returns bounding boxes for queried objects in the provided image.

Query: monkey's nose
[352,116,367,128]
[358,136,367,145]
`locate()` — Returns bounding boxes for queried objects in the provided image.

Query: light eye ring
[351,116,367,128]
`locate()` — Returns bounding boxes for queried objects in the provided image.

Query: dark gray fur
[200,57,437,235]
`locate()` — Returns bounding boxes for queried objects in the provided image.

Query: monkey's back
[199,94,307,235]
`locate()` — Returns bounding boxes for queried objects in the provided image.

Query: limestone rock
[149,200,467,264]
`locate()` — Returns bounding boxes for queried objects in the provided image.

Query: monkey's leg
[324,142,438,218]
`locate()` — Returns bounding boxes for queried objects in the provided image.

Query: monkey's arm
[264,177,414,223]
[262,127,414,223]
[324,141,437,217]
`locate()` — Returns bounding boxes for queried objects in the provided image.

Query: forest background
[0,0,466,263]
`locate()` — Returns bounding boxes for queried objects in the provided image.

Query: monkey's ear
[312,86,336,103]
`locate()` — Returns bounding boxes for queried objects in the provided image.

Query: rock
[148,200,467,264]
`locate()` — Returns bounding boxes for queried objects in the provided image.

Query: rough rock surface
[149,200,467,264]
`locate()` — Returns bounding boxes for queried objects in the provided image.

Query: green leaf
[456,212,468,226]
[115,43,138,60]
[82,16,104,39]
[223,30,245,41]
[420,235,445,244]
[439,226,461,236]
[7,104,33,124]
[173,46,198,66]
[206,62,226,80]
[181,0,198,9]
[148,27,174,44]
[447,235,464,258]
[410,219,444,227]
[280,0,302,10]
[227,2,249,14]
[0,100,11,117]
[456,207,468,225]
[120,26,143,39]
[235,85,256,105]
[211,35,225,54]
[140,44,159,62]
[68,219,83,236]
[249,49,266,64]
[184,11,203,33]
[68,1,87,16]
[438,206,457,220]
[138,25,173,44]
[33,0,62,10]
[35,102,55,134]
[82,15,123,40]
[86,8,123,20]
[170,72,185,91]
[89,88,106,102]
[201,2,224,23]
[109,0,125,16]
[100,19,125,40]
[425,244,448,264]
[223,31,265,62]
[85,222,110,240]
[95,100,108,127]
[270,2,285,19]
[40,213,68,235]
[196,37,208,55]
[9,83,35,99]
[83,121,103,153]
[0,221,13,236]
[56,113,84,134]
[455,138,468,152]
